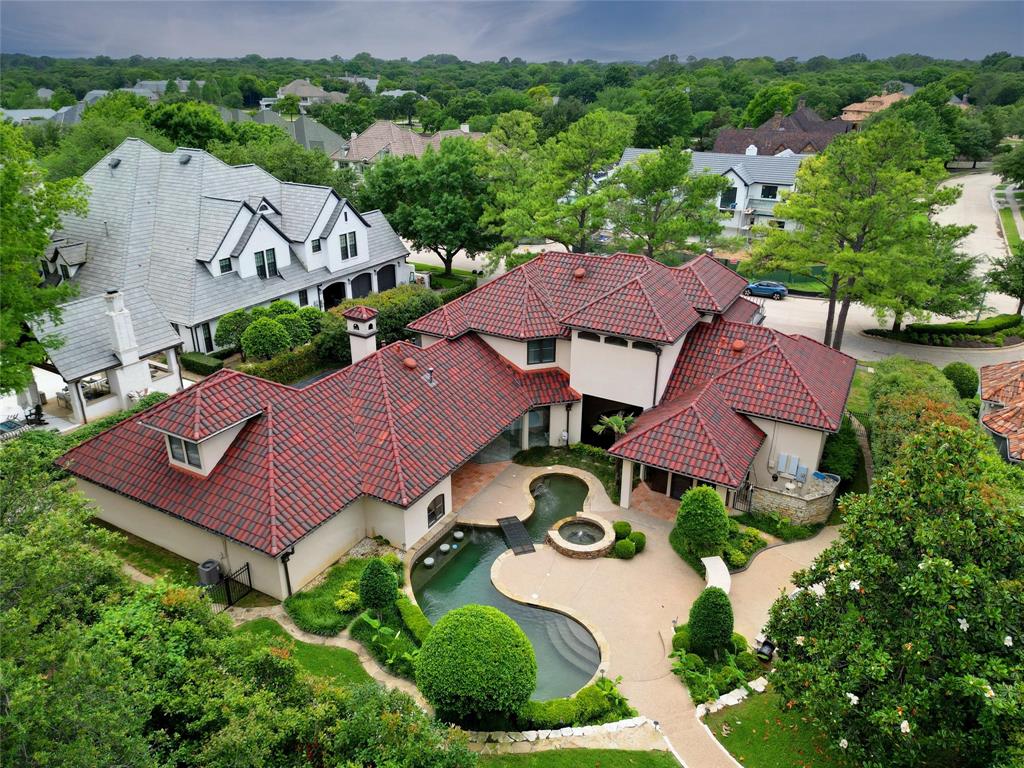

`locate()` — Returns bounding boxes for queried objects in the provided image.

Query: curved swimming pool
[410,474,601,700]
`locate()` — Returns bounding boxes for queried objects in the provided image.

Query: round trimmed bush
[680,653,705,673]
[735,651,760,677]
[627,530,646,553]
[613,539,636,559]
[612,520,632,540]
[671,624,691,653]
[688,587,734,659]
[275,313,312,347]
[416,605,536,722]
[358,557,397,617]
[268,299,299,317]
[942,361,979,399]
[295,305,325,336]
[723,546,747,569]
[241,317,291,361]
[673,487,729,556]
[731,631,749,655]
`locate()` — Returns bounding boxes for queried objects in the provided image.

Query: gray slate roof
[221,111,348,160]
[50,102,87,126]
[31,288,181,381]
[619,148,806,186]
[0,108,56,123]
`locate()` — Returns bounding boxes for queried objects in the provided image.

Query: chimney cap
[731,339,746,353]
[402,357,418,370]
[342,305,379,322]
[573,267,586,279]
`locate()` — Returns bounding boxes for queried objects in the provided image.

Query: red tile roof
[609,383,766,487]
[409,251,746,343]
[57,335,579,556]
[980,361,1024,462]
[342,305,379,321]
[721,296,763,324]
[665,320,855,432]
[138,370,267,440]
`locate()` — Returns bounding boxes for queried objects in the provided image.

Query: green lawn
[236,617,371,687]
[479,750,680,767]
[846,366,874,432]
[283,556,376,635]
[411,261,477,278]
[92,518,278,607]
[704,692,854,768]
[999,207,1021,248]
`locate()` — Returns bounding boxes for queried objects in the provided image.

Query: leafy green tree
[360,137,497,274]
[358,557,398,619]
[161,78,181,101]
[208,134,357,198]
[688,587,734,659]
[608,140,730,259]
[988,241,1024,314]
[272,93,301,120]
[672,486,730,556]
[212,308,251,352]
[632,88,693,148]
[200,78,223,104]
[185,79,202,102]
[766,423,1024,768]
[753,120,962,350]
[48,87,77,109]
[144,101,229,149]
[445,90,487,123]
[240,317,291,360]
[311,100,376,137]
[416,99,448,133]
[954,116,997,167]
[274,314,309,347]
[741,82,799,127]
[490,109,635,261]
[295,305,325,337]
[994,142,1024,186]
[1,123,88,394]
[395,91,421,125]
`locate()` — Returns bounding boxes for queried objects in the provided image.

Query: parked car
[744,280,788,300]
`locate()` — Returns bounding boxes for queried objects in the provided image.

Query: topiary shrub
[396,595,432,645]
[358,557,398,619]
[276,313,312,347]
[416,604,537,723]
[613,539,636,559]
[672,486,729,557]
[295,305,325,336]
[942,361,979,399]
[180,351,224,375]
[671,624,691,653]
[735,651,760,678]
[519,697,577,729]
[627,530,646,553]
[688,587,734,659]
[250,306,272,320]
[333,580,360,613]
[241,317,292,361]
[612,520,632,540]
[268,299,299,317]
[731,631,749,654]
[723,546,747,569]
[213,308,251,351]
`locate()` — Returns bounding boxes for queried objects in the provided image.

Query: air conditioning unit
[198,559,221,586]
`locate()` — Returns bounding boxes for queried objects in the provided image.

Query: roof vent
[108,157,121,168]
[573,267,586,279]
[178,154,191,165]
[403,357,418,370]
[731,339,746,353]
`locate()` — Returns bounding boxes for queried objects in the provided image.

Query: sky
[1,1,1020,63]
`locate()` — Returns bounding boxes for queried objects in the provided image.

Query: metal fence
[206,562,253,610]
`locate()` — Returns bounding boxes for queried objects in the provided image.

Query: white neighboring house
[43,137,411,360]
[133,79,205,98]
[619,148,806,237]
[259,79,347,111]
[29,289,185,425]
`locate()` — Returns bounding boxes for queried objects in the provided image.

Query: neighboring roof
[342,305,378,321]
[277,79,347,103]
[665,320,856,432]
[49,102,86,126]
[380,89,422,99]
[618,148,806,186]
[841,91,907,121]
[343,120,482,162]
[37,87,54,99]
[410,251,746,342]
[721,296,763,324]
[30,288,182,381]
[712,104,853,156]
[1,108,56,122]
[609,383,766,488]
[51,138,406,326]
[57,335,580,556]
[340,75,380,92]
[134,79,204,95]
[980,360,1024,463]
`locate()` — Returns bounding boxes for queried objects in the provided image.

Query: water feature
[411,474,601,700]
[557,519,604,545]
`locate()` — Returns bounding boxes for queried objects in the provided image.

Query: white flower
[795,635,805,646]
[958,618,969,632]
[849,580,861,591]
[846,692,859,706]
[984,685,995,699]
[838,561,849,571]
[1005,636,1014,648]
[900,720,911,734]
[918,561,926,570]
[839,738,849,749]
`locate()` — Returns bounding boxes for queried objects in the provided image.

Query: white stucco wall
[362,474,453,551]
[654,332,687,403]
[237,219,292,279]
[324,207,370,273]
[568,331,657,409]
[285,501,367,594]
[747,417,828,487]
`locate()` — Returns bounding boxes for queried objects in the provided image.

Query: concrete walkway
[489,467,838,768]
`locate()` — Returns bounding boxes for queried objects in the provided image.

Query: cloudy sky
[2,1,1020,62]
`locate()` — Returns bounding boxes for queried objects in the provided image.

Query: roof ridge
[190,379,205,441]
[693,398,731,483]
[612,383,711,450]
[264,402,284,553]
[635,269,674,338]
[371,351,411,505]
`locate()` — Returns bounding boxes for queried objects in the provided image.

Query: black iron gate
[206,562,253,610]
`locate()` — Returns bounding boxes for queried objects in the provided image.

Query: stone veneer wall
[751,486,835,525]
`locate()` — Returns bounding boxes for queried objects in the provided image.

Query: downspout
[652,345,662,405]
[280,547,295,597]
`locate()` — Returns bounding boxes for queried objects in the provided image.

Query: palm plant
[592,412,636,437]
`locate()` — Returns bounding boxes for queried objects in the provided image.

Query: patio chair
[24,404,48,426]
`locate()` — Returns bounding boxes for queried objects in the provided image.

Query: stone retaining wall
[751,486,834,525]
[466,716,669,755]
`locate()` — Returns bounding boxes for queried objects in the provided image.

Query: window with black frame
[427,495,445,527]
[526,337,556,364]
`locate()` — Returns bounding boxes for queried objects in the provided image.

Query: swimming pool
[410,474,601,700]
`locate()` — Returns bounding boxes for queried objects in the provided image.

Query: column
[619,460,634,509]
[665,471,673,497]
[370,269,379,293]
[520,412,531,451]
[344,278,353,299]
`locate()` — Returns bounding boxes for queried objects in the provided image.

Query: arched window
[427,494,445,528]
[604,336,628,347]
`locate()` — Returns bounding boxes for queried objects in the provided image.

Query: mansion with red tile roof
[58,251,855,599]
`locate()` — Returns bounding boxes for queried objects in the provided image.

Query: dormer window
[219,257,233,274]
[311,238,322,253]
[168,435,202,469]
[340,232,357,260]
[255,248,278,279]
[60,264,70,280]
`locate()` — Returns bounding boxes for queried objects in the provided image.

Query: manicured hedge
[612,521,632,541]
[820,415,859,479]
[942,361,979,399]
[238,345,323,385]
[180,351,224,375]
[396,595,432,644]
[907,313,1022,337]
[331,284,443,348]
[628,530,646,553]
[516,680,636,729]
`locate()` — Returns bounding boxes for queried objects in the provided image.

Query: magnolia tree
[765,423,1024,768]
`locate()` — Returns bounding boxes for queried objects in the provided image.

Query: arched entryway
[351,272,373,298]
[376,263,397,291]
[323,281,347,309]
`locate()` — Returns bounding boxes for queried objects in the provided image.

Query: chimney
[104,290,139,364]
[459,123,470,134]
[350,131,358,140]
[745,144,758,156]
[797,99,806,110]
[342,305,379,364]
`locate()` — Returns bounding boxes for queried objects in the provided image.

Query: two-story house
[57,251,854,599]
[30,138,409,422]
[619,149,805,237]
[259,79,347,111]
